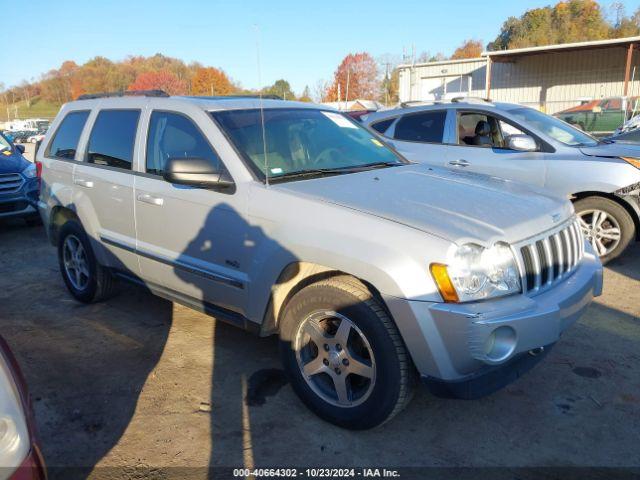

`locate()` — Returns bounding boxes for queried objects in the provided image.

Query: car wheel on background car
[57,221,116,303]
[278,275,414,430]
[574,196,635,264]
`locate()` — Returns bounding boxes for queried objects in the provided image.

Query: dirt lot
[0,219,639,479]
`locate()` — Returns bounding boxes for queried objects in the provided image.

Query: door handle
[136,193,164,206]
[74,179,94,188]
[448,159,470,167]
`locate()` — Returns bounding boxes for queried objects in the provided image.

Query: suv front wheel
[574,196,635,264]
[58,221,115,303]
[279,275,414,429]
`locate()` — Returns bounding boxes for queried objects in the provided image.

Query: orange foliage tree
[191,67,235,96]
[450,40,484,59]
[326,52,379,102]
[128,71,187,95]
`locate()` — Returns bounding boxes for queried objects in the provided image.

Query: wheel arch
[572,191,640,241]
[49,206,80,246]
[259,261,387,337]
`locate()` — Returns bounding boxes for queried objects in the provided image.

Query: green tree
[262,79,295,100]
[298,85,312,102]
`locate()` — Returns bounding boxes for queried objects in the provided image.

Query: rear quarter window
[394,111,446,143]
[46,111,90,160]
[370,118,395,135]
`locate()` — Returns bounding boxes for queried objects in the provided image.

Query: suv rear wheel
[58,221,115,303]
[574,196,635,264]
[278,275,414,429]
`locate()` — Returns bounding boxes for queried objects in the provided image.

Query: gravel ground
[0,220,638,479]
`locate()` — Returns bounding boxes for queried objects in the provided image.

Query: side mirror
[163,157,234,190]
[15,144,25,154]
[506,134,537,152]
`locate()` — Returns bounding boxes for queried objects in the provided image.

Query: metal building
[398,36,640,114]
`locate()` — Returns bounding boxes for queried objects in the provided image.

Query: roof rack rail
[182,94,283,100]
[399,100,445,108]
[450,96,492,104]
[77,90,170,100]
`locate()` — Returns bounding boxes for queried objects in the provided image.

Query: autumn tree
[451,40,484,59]
[128,71,187,95]
[326,52,379,102]
[489,0,613,50]
[191,67,234,96]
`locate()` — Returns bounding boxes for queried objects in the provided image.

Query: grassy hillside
[0,97,62,122]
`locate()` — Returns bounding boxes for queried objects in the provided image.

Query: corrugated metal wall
[398,46,640,114]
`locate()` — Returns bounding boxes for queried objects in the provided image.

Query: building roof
[483,36,640,61]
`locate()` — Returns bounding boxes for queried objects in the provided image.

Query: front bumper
[384,244,603,390]
[0,178,39,219]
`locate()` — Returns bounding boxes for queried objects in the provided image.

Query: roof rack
[76,90,170,100]
[450,96,492,104]
[181,94,283,100]
[399,100,445,108]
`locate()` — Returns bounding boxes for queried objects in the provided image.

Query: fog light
[483,326,516,362]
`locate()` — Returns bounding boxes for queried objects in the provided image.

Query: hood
[0,150,29,174]
[579,142,640,158]
[275,165,573,245]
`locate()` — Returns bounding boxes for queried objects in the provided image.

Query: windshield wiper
[270,161,402,182]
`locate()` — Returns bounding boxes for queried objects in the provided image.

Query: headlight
[431,242,521,303]
[21,164,37,179]
[0,352,29,470]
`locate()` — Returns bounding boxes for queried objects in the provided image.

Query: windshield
[212,108,404,181]
[505,107,599,147]
[0,134,11,153]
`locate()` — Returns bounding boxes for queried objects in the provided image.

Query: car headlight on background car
[431,243,522,303]
[621,157,640,169]
[21,164,37,179]
[0,352,29,470]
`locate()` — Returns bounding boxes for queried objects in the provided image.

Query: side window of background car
[46,111,90,160]
[393,111,446,143]
[87,110,140,170]
[146,111,222,176]
[370,118,395,136]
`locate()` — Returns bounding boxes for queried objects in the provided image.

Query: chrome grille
[517,218,584,294]
[0,173,24,194]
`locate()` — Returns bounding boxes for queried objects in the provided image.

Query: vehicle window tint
[47,111,89,160]
[394,111,446,143]
[371,118,395,135]
[87,110,140,169]
[147,111,221,176]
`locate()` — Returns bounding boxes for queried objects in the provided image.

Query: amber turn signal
[430,263,459,303]
[621,157,640,169]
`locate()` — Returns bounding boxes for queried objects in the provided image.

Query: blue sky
[2,0,640,94]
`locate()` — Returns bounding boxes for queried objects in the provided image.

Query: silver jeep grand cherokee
[38,91,603,429]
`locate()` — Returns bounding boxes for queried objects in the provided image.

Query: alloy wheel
[62,235,90,291]
[578,209,622,257]
[294,310,376,407]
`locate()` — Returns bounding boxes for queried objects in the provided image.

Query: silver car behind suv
[364,98,640,264]
[38,91,602,429]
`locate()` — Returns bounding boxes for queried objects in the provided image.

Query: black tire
[574,196,635,265]
[57,221,116,303]
[279,275,414,429]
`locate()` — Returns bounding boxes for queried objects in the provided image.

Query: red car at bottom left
[0,336,45,480]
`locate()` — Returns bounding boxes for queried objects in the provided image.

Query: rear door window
[146,111,222,176]
[87,110,140,170]
[393,111,446,143]
[46,111,90,160]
